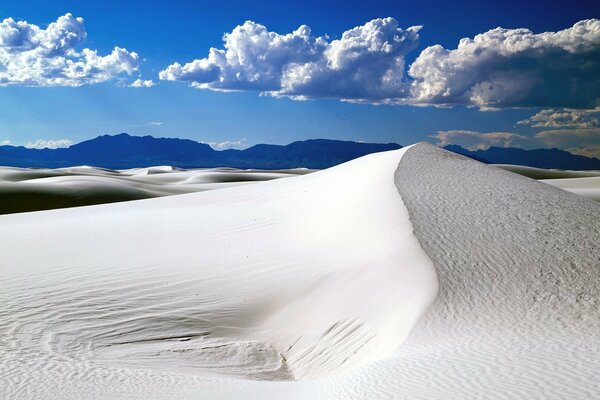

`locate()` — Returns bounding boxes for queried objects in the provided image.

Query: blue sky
[0,0,598,155]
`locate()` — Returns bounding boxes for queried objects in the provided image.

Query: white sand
[391,144,600,399]
[0,166,309,214]
[0,147,438,399]
[493,164,600,180]
[2,145,598,399]
[540,176,600,202]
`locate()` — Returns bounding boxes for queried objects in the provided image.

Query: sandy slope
[1,145,598,399]
[0,147,437,399]
[0,166,308,214]
[390,144,600,399]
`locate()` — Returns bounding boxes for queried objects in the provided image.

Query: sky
[0,0,599,156]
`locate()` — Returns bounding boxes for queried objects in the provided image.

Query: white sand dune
[389,144,600,400]
[540,176,600,202]
[0,166,309,214]
[493,164,600,180]
[0,147,438,399]
[1,144,599,399]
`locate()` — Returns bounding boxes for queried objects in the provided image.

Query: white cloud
[1,140,11,146]
[204,138,247,150]
[431,130,528,150]
[534,128,600,146]
[149,121,163,126]
[130,78,156,87]
[0,13,139,86]
[160,18,421,102]
[518,108,599,128]
[159,19,600,108]
[432,126,600,158]
[566,144,600,158]
[25,139,73,149]
[409,19,600,108]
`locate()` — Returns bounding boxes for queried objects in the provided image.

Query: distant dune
[2,158,598,216]
[0,166,311,214]
[1,144,598,399]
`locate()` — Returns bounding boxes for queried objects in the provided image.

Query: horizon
[0,2,598,157]
[2,132,600,162]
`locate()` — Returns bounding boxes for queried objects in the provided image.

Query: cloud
[534,127,600,147]
[25,139,73,149]
[1,140,11,146]
[518,108,599,128]
[160,19,600,108]
[566,144,600,158]
[432,126,600,158]
[0,13,139,86]
[149,121,163,126]
[130,78,156,88]
[431,130,528,150]
[515,108,600,156]
[204,138,247,150]
[408,19,600,108]
[160,18,421,102]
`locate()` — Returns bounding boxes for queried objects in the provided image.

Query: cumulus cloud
[25,139,73,149]
[159,19,600,108]
[409,19,600,108]
[204,138,247,150]
[431,130,528,150]
[518,108,599,128]
[160,18,421,102]
[130,78,156,88]
[0,13,139,86]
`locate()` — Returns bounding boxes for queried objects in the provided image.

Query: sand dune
[2,160,597,216]
[389,144,600,399]
[0,147,437,398]
[493,164,600,179]
[1,145,598,399]
[0,166,309,214]
[540,176,600,202]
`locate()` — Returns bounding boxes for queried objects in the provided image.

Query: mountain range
[444,145,600,170]
[0,134,401,169]
[0,133,599,170]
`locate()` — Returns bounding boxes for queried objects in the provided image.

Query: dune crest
[0,147,437,398]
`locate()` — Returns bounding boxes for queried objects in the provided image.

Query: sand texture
[1,144,598,399]
[0,166,309,214]
[391,143,600,399]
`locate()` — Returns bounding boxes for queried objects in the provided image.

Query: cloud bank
[518,108,600,128]
[0,13,139,86]
[161,18,600,108]
[160,18,421,102]
[25,139,73,149]
[409,19,600,108]
[204,138,247,150]
[130,79,156,88]
[431,130,528,150]
[432,107,600,158]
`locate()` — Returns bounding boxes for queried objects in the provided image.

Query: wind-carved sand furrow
[386,143,600,400]
[0,147,438,398]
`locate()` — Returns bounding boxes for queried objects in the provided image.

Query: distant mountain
[0,133,401,169]
[445,145,600,170]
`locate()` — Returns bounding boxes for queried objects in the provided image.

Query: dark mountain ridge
[445,145,600,170]
[0,133,401,169]
[2,134,599,170]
